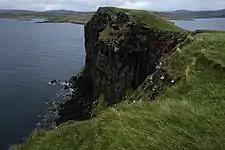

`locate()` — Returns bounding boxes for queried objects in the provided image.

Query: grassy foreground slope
[13,31,225,149]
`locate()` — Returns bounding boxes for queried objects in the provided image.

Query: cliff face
[56,7,188,124]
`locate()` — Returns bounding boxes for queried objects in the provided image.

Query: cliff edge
[56,7,187,124]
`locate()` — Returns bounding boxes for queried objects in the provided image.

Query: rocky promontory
[14,7,225,150]
[55,7,188,125]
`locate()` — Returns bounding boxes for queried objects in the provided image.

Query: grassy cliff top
[13,31,225,150]
[101,7,187,32]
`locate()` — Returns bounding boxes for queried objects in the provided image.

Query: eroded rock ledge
[55,7,188,125]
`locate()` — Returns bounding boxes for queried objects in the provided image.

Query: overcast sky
[0,0,225,11]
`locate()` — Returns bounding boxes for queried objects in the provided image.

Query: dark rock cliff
[56,7,188,125]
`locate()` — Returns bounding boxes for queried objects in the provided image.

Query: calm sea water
[0,19,85,149]
[171,18,225,31]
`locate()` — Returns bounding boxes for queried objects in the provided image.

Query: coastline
[10,7,225,150]
[0,17,88,25]
[35,20,86,25]
[35,72,82,131]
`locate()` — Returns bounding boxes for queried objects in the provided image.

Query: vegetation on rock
[55,7,187,125]
[107,7,186,32]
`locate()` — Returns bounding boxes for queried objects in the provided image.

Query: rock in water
[48,80,57,86]
[56,7,188,125]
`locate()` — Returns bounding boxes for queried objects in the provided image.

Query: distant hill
[0,8,225,24]
[171,9,189,13]
[43,10,94,16]
[0,9,37,14]
[44,10,79,15]
[0,9,94,16]
[168,9,225,19]
[0,9,94,24]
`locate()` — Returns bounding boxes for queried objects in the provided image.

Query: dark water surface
[0,19,84,149]
[171,18,225,31]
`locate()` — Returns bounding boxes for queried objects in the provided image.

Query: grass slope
[107,7,186,32]
[12,31,225,150]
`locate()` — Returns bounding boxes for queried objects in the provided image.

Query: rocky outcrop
[56,7,188,125]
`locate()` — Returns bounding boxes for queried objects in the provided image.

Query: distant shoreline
[1,15,225,26]
[0,17,87,25]
[35,20,86,25]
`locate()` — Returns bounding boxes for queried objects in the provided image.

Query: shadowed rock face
[56,7,187,124]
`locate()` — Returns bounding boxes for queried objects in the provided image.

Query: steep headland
[13,7,225,150]
[56,7,187,124]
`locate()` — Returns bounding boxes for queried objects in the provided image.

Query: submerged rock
[35,79,77,130]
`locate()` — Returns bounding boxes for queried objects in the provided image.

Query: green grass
[107,7,187,32]
[99,7,188,41]
[92,95,107,117]
[12,32,225,149]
